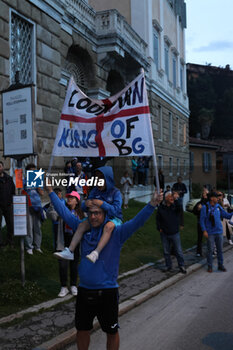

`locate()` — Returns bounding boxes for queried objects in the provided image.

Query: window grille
[64,61,87,92]
[11,12,34,84]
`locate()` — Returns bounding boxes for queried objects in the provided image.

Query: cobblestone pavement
[0,243,216,350]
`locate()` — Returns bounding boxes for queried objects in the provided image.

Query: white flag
[52,72,155,157]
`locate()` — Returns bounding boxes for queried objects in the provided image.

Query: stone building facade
[0,0,189,191]
[189,137,218,191]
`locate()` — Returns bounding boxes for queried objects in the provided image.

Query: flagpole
[48,155,54,174]
[140,67,160,194]
[152,151,160,194]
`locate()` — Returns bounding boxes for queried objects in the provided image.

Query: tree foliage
[187,66,233,138]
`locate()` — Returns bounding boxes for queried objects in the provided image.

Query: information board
[13,195,27,236]
[2,87,33,157]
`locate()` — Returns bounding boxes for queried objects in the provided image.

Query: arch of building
[63,45,96,93]
[106,69,125,96]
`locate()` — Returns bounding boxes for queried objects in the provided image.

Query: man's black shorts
[75,287,119,334]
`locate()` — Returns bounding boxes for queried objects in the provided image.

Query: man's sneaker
[26,249,33,255]
[218,265,227,272]
[179,266,187,274]
[58,287,69,297]
[54,248,74,260]
[70,286,78,296]
[228,240,233,245]
[35,248,43,253]
[86,250,99,263]
[207,267,213,273]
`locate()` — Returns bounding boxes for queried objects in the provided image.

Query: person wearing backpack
[200,191,232,273]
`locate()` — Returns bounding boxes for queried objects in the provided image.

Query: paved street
[67,249,233,350]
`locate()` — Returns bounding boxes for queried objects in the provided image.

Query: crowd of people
[131,156,152,186]
[193,189,233,270]
[1,158,233,349]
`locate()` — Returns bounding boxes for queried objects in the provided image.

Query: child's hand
[85,199,93,208]
[92,199,103,207]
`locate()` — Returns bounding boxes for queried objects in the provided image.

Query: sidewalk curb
[0,295,73,326]
[33,263,205,350]
[35,244,233,350]
[0,263,154,326]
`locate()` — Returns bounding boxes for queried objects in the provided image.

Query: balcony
[61,0,96,31]
[60,2,148,68]
[95,10,148,67]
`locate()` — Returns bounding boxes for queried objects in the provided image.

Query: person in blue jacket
[46,182,162,350]
[23,163,44,255]
[54,166,123,263]
[200,191,232,273]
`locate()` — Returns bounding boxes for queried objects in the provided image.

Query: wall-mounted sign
[2,87,34,157]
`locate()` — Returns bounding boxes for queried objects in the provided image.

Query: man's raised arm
[119,191,163,244]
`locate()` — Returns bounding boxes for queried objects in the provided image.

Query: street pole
[16,158,25,287]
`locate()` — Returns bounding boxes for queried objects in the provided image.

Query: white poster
[13,196,27,236]
[2,87,33,156]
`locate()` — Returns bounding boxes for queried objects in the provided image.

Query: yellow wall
[152,0,160,23]
[190,146,217,189]
[89,0,131,24]
[163,1,177,47]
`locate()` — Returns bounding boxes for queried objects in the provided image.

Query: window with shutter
[153,30,159,68]
[164,43,169,78]
[169,157,173,175]
[190,152,194,172]
[169,112,173,143]
[202,152,212,172]
[173,55,177,87]
[177,158,180,175]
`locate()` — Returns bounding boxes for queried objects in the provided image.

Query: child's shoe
[86,250,99,263]
[58,287,69,297]
[54,247,74,260]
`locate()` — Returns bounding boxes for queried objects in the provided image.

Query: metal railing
[96,10,147,55]
[61,0,96,30]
